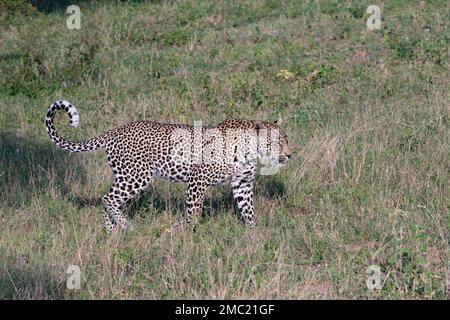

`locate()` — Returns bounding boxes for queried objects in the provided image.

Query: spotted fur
[45,100,292,233]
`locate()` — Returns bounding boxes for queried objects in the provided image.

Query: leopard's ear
[274,115,283,126]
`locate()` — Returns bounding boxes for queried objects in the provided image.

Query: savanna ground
[0,0,448,299]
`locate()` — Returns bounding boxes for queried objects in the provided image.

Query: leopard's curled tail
[45,100,105,153]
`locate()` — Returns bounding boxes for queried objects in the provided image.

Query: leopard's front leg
[231,163,257,227]
[171,174,208,232]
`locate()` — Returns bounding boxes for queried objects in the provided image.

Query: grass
[0,0,448,299]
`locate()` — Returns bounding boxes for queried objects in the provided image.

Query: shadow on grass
[127,175,286,221]
[257,175,286,199]
[72,175,287,224]
[72,181,236,220]
[29,0,163,13]
[0,262,65,299]
[0,131,86,207]
[129,185,236,220]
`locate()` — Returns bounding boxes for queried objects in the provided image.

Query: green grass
[0,0,448,299]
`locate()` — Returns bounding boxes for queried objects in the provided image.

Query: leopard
[45,100,292,234]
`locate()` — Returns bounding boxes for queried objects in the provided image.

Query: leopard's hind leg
[102,174,153,234]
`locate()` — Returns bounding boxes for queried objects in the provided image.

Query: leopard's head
[255,116,292,166]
